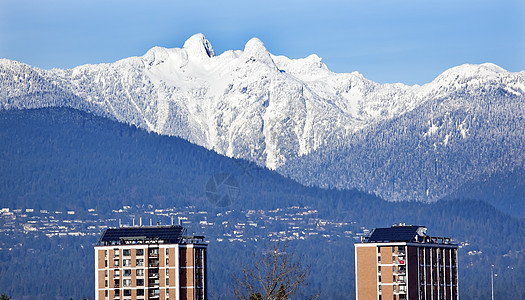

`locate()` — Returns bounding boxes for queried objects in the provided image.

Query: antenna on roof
[178,217,182,226]
[133,218,135,227]
[171,216,174,225]
[119,219,122,228]
[139,217,142,227]
[150,219,152,226]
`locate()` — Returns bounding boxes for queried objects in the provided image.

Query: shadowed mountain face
[0,107,524,299]
[1,34,524,206]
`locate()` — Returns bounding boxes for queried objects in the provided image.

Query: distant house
[95,225,207,300]
[355,224,458,300]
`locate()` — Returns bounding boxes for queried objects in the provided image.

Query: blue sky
[0,0,523,84]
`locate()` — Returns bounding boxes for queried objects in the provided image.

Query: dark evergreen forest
[0,108,524,299]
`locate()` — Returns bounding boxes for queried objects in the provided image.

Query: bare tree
[232,241,317,300]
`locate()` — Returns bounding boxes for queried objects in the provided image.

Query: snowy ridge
[1,33,525,202]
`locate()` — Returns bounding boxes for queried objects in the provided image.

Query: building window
[123,259,131,267]
[114,249,120,257]
[105,280,108,287]
[137,289,144,296]
[166,278,169,285]
[123,269,131,277]
[136,249,144,256]
[136,259,144,266]
[166,248,169,255]
[136,269,144,277]
[166,258,169,265]
[123,249,131,256]
[166,269,170,276]
[124,289,131,296]
[136,279,144,286]
[114,259,119,267]
[123,279,131,287]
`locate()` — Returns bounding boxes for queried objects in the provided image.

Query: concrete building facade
[95,225,206,300]
[355,224,458,300]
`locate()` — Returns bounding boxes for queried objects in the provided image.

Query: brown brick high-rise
[355,225,458,300]
[95,225,206,300]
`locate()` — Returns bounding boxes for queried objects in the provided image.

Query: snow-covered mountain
[1,33,524,204]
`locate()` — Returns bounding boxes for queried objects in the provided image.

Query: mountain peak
[244,37,266,53]
[183,33,215,59]
[243,37,276,67]
[436,63,508,81]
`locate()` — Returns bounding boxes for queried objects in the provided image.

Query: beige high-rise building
[355,224,458,300]
[95,225,206,300]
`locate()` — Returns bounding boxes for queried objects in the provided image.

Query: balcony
[149,272,159,279]
[148,250,159,258]
[149,290,160,299]
[149,280,160,287]
[396,267,406,275]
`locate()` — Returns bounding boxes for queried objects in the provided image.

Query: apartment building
[95,225,206,300]
[355,224,458,300]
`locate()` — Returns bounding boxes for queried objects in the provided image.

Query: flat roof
[367,225,423,243]
[361,224,455,245]
[98,225,186,245]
